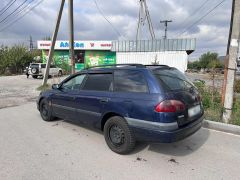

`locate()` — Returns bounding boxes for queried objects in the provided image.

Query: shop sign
[38,40,112,50]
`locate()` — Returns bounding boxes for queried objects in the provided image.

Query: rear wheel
[40,99,54,121]
[32,75,38,79]
[104,116,136,154]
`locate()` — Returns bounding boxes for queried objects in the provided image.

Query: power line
[177,0,227,37]
[0,0,29,24]
[93,0,123,38]
[0,0,17,16]
[179,0,211,29]
[0,0,35,26]
[0,0,14,13]
[0,0,45,32]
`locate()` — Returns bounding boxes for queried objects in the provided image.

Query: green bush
[194,81,223,121]
[57,61,71,75]
[194,80,240,125]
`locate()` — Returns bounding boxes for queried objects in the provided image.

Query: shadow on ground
[49,117,209,156]
[147,128,210,156]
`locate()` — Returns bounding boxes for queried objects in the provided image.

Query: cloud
[0,0,233,58]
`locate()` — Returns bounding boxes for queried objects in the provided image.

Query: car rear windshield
[152,68,194,91]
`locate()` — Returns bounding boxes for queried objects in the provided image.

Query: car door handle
[100,98,109,103]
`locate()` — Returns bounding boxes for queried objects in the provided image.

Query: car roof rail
[85,64,146,69]
[145,65,169,67]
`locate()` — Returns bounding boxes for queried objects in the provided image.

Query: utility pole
[160,20,172,39]
[68,0,75,74]
[136,0,155,41]
[222,0,240,123]
[42,0,65,86]
[29,35,33,51]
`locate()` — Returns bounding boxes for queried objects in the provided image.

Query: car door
[51,74,86,121]
[75,72,113,127]
[111,70,154,121]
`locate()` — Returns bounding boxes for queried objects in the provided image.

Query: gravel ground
[186,72,224,88]
[0,75,66,109]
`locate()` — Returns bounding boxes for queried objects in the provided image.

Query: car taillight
[155,100,185,113]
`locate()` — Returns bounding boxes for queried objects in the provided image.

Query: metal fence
[111,39,196,52]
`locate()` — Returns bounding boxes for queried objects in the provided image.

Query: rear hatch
[152,67,204,127]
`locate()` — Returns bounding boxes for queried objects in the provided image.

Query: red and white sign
[37,40,112,50]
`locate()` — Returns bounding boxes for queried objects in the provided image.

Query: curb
[203,120,240,136]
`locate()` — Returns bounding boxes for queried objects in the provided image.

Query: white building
[37,39,196,73]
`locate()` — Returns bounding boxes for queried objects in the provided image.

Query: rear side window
[41,64,46,68]
[30,64,39,68]
[153,68,193,91]
[82,74,113,91]
[114,70,148,93]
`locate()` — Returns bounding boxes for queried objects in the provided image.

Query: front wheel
[104,116,136,154]
[39,99,54,121]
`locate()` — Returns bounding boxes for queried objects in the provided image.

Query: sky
[0,0,232,59]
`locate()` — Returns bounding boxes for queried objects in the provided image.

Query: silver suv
[28,63,63,79]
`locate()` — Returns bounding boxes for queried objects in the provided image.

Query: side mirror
[52,84,60,89]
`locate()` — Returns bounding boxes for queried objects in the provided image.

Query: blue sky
[0,0,232,59]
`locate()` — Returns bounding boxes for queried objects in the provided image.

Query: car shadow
[147,128,210,156]
[61,119,104,135]
[49,118,209,156]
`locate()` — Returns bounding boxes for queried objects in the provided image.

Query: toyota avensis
[37,64,204,154]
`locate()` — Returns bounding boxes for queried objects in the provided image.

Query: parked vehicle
[37,64,204,154]
[27,63,63,79]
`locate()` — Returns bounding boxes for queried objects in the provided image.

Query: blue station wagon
[37,64,204,154]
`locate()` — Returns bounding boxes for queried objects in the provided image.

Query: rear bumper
[129,115,204,143]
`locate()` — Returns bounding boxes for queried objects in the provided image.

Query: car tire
[58,70,63,77]
[104,116,136,154]
[32,75,38,79]
[39,99,54,121]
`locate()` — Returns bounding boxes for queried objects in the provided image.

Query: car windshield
[153,68,194,91]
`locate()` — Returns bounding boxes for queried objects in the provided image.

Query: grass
[230,97,240,126]
[36,84,51,92]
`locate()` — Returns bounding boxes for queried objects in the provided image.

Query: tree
[0,45,36,75]
[198,52,219,69]
[188,61,201,70]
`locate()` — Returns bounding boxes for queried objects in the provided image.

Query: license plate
[188,105,201,117]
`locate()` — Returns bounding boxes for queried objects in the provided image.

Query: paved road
[0,103,240,180]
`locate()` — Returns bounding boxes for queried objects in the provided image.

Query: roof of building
[111,39,196,54]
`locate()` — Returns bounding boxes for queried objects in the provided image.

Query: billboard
[42,50,116,71]
[85,51,116,67]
